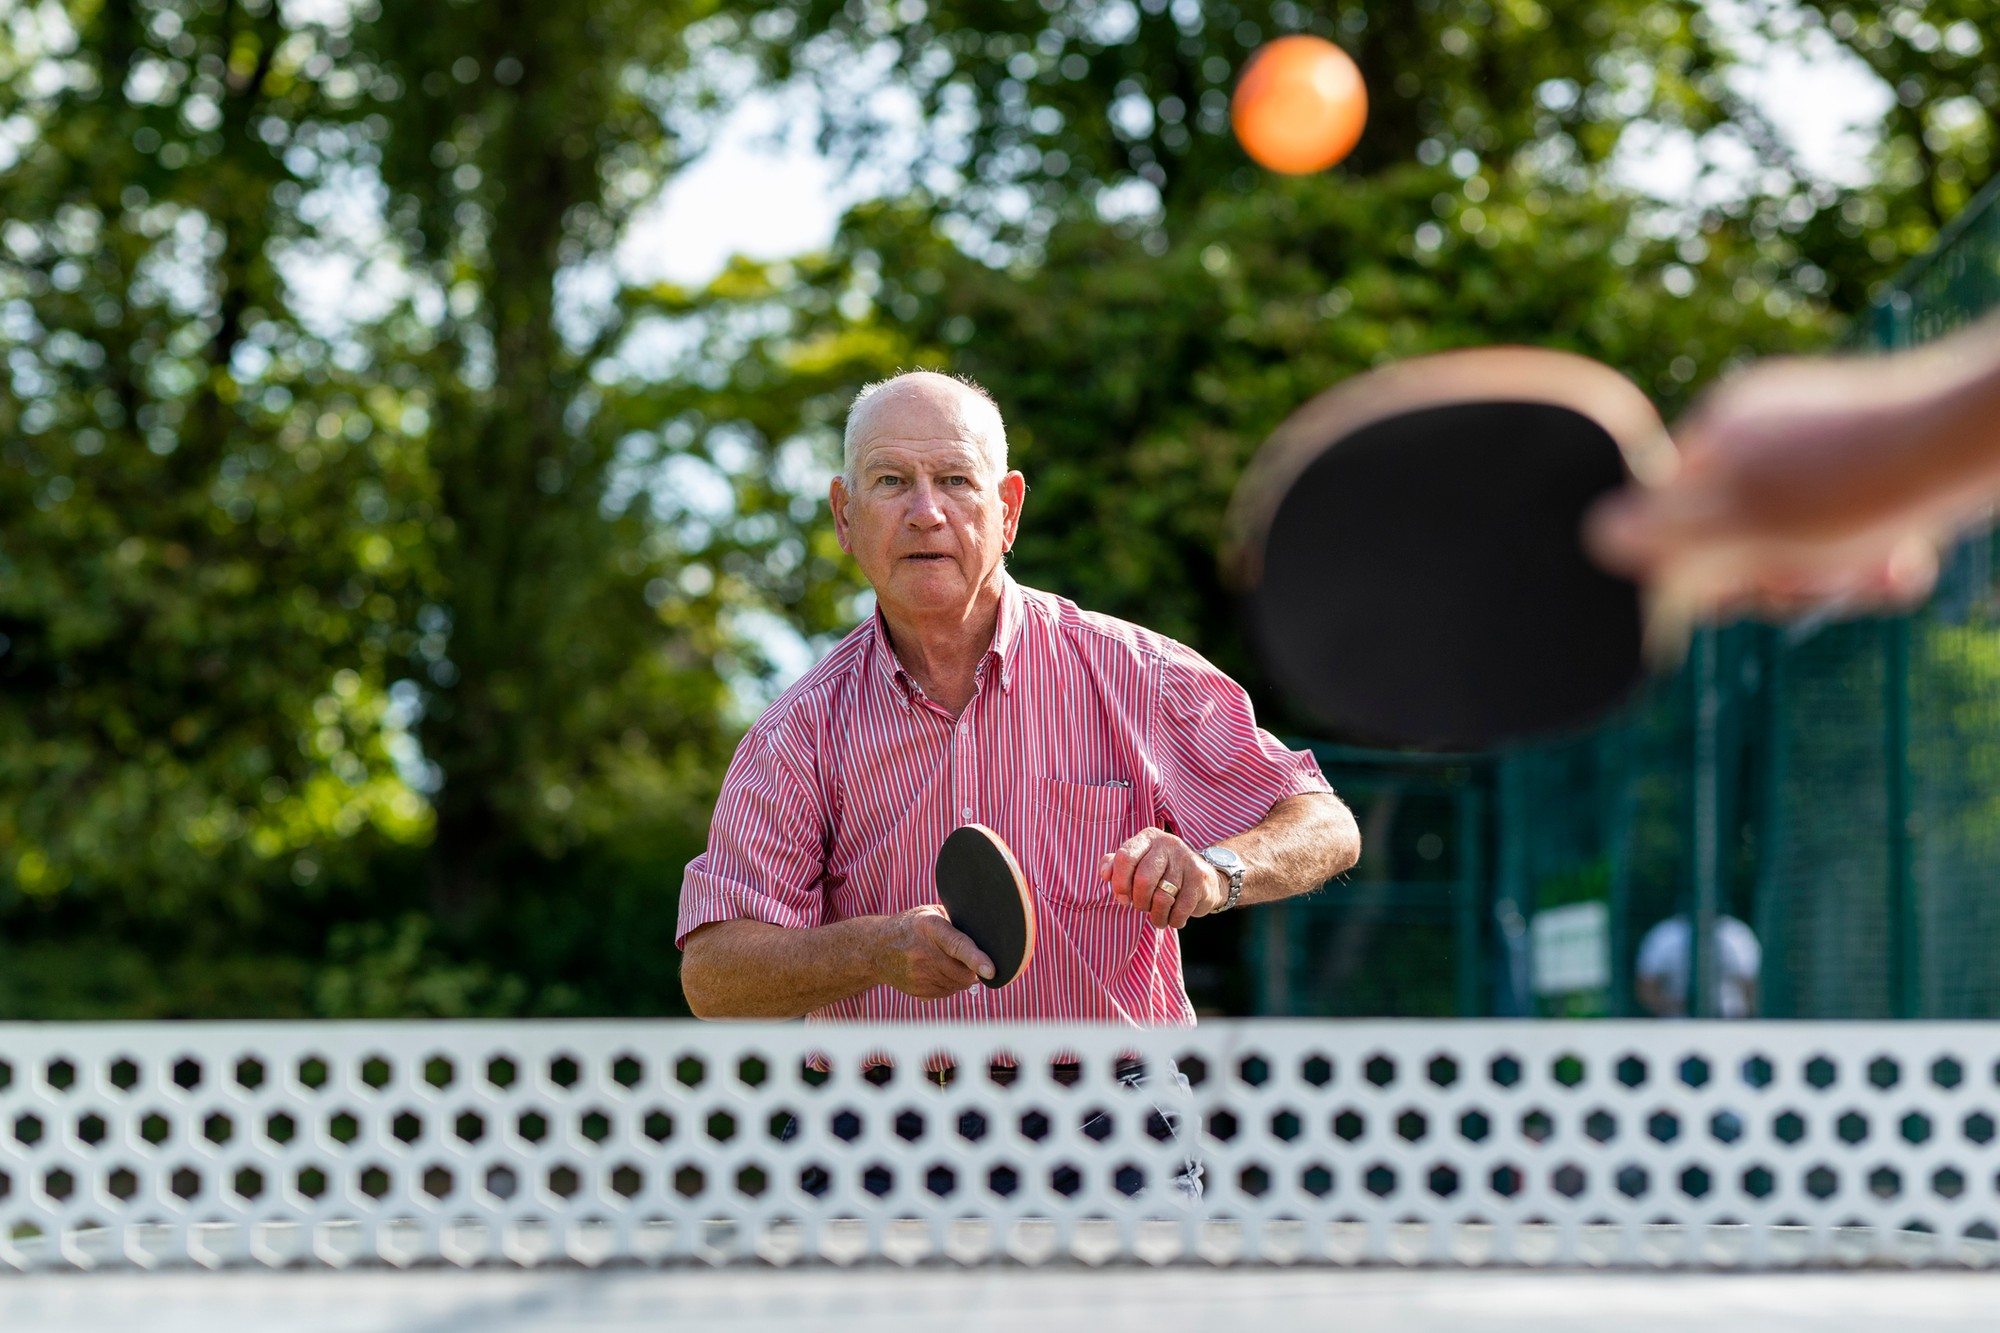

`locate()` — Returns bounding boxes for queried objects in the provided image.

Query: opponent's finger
[1878,537,1941,606]
[1720,539,1933,621]
[1587,480,1739,581]
[1582,490,1658,578]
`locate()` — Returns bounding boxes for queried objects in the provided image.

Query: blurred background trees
[0,0,1992,1016]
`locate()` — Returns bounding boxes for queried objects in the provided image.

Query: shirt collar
[989,573,1022,693]
[868,574,1023,703]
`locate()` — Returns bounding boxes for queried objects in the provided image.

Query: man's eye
[876,475,902,487]
[943,475,968,486]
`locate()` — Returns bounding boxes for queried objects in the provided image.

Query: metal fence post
[1885,616,1918,1019]
[1603,723,1635,1018]
[1752,625,1792,1017]
[1454,771,1487,1017]
[1690,627,1721,1019]
[1253,897,1291,1017]
[1493,754,1531,1017]
[1870,281,1921,1021]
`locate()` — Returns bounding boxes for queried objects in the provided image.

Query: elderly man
[678,371,1360,1023]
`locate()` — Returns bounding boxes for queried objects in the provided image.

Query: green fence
[1257,173,2000,1019]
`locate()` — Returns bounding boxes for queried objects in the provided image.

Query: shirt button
[961,806,974,818]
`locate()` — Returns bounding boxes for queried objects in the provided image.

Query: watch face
[1205,847,1243,871]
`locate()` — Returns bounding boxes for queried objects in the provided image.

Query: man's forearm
[1221,791,1361,907]
[681,917,887,1019]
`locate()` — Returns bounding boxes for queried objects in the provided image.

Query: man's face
[831,385,1024,624]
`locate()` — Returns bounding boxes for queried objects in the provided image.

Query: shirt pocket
[1033,778,1138,905]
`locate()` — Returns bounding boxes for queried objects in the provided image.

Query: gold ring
[1158,881,1178,897]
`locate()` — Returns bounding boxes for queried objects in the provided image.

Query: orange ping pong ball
[1231,35,1369,175]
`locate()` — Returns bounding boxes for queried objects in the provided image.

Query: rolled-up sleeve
[677,727,829,947]
[1151,644,1332,850]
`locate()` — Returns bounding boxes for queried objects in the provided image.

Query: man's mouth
[903,553,951,561]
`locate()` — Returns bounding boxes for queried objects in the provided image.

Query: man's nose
[903,480,947,526]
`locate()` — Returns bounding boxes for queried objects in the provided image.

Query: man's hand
[1099,827,1225,930]
[874,905,994,999]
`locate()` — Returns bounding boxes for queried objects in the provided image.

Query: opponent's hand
[1098,827,1224,930]
[1587,356,1968,622]
[873,905,993,999]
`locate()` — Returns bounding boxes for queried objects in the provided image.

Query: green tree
[1790,4,1994,263]
[0,0,433,939]
[0,0,836,1013]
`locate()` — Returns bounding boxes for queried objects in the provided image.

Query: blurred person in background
[1635,913,1762,1020]
[677,371,1359,1024]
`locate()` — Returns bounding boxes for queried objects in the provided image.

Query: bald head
[843,372,1009,489]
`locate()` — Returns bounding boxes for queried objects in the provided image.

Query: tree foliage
[0,0,434,918]
[0,0,794,1011]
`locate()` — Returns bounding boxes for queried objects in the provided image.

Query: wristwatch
[1198,846,1244,913]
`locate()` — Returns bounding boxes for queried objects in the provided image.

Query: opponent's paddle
[1227,347,1677,752]
[935,824,1035,989]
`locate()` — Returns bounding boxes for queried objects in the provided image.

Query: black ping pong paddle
[934,824,1035,989]
[1227,347,1676,752]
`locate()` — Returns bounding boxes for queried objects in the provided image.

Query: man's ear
[830,475,852,553]
[999,470,1026,551]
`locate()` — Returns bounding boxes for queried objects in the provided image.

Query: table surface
[3,1267,1999,1332]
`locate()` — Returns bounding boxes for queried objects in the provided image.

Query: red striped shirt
[678,576,1331,1025]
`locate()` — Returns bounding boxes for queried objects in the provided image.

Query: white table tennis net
[1,1020,1995,1270]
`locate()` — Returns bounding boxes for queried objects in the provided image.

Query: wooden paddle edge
[960,822,1035,988]
[1222,346,1670,591]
